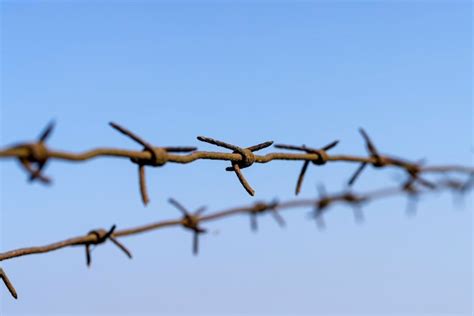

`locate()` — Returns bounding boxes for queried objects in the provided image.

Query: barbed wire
[0,121,472,205]
[0,176,472,300]
[1,121,473,300]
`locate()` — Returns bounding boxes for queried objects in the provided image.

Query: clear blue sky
[0,1,472,315]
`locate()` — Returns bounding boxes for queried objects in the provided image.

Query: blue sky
[0,1,472,315]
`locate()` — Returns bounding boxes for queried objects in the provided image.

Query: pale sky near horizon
[0,1,472,315]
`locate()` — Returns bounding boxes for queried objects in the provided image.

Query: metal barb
[232,163,255,196]
[38,121,56,143]
[168,198,190,216]
[250,213,258,232]
[169,198,208,255]
[359,128,381,160]
[249,200,284,231]
[110,122,193,206]
[85,225,132,267]
[347,128,385,186]
[348,162,367,186]
[163,146,197,153]
[110,122,159,206]
[406,164,437,190]
[138,165,150,206]
[109,122,156,155]
[406,194,419,216]
[14,121,56,184]
[274,140,339,195]
[198,136,273,196]
[0,268,18,299]
[310,184,331,230]
[352,205,365,224]
[312,206,326,231]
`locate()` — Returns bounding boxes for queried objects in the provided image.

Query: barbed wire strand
[1,176,473,299]
[0,122,472,205]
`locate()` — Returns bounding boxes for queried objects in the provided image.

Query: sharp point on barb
[109,237,133,260]
[348,162,368,186]
[196,136,263,195]
[109,122,153,151]
[247,141,274,152]
[359,128,383,162]
[313,210,326,231]
[250,213,258,232]
[322,140,339,151]
[317,183,327,197]
[169,198,207,254]
[196,136,238,151]
[275,140,339,194]
[85,225,131,267]
[250,200,284,229]
[352,206,365,224]
[138,165,150,206]
[164,146,197,153]
[194,206,207,216]
[271,209,286,227]
[169,197,190,215]
[38,120,56,143]
[0,268,18,299]
[359,128,373,149]
[232,163,255,196]
[105,225,117,238]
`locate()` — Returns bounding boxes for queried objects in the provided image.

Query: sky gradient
[0,1,472,315]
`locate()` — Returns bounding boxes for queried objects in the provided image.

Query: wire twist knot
[310,148,330,165]
[197,136,273,196]
[347,128,387,186]
[275,140,339,195]
[131,147,168,167]
[236,147,256,168]
[84,225,132,267]
[169,198,208,255]
[249,200,284,232]
[110,122,196,205]
[87,228,113,245]
[252,201,276,214]
[10,121,55,184]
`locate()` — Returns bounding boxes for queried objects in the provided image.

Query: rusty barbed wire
[1,122,472,205]
[274,140,339,195]
[168,198,209,255]
[250,199,284,232]
[109,122,197,205]
[84,225,133,267]
[1,175,473,299]
[1,121,473,300]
